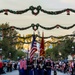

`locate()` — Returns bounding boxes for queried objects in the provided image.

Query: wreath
[31,24,39,31]
[29,6,41,15]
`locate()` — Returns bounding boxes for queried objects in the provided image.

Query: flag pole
[40,31,45,57]
[27,47,29,60]
[38,30,40,58]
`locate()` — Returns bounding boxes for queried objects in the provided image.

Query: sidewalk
[2,70,19,75]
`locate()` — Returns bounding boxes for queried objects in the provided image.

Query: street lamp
[74,55,75,61]
[70,46,74,55]
[17,57,20,60]
[26,50,29,60]
[0,48,2,53]
[9,53,11,59]
[72,46,75,61]
[0,48,2,59]
[72,46,74,52]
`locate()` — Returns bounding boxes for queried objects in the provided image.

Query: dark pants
[20,68,27,75]
[38,69,44,75]
[34,68,38,75]
[7,67,12,72]
[27,69,34,75]
[7,67,10,72]
[47,69,51,75]
[0,68,2,74]
[54,70,57,75]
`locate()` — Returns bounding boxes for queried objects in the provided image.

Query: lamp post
[0,48,2,59]
[17,56,19,60]
[26,50,29,60]
[67,46,74,61]
[9,53,11,59]
[70,46,74,55]
[72,46,74,52]
[72,46,75,61]
[0,48,2,53]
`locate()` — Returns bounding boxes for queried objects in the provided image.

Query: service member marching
[33,58,38,75]
[27,58,34,75]
[44,56,51,75]
[37,57,44,75]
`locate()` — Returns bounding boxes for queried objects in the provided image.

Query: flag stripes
[30,34,37,62]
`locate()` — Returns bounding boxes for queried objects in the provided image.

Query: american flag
[30,34,37,62]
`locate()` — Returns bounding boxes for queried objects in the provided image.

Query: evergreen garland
[5,34,75,39]
[0,24,75,31]
[10,40,65,44]
[0,6,75,15]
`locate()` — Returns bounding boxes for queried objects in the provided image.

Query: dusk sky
[0,0,75,37]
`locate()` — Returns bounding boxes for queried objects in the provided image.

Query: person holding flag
[44,56,52,75]
[27,58,34,75]
[40,32,45,57]
[29,33,37,75]
[37,32,45,75]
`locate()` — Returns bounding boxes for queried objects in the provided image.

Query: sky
[0,0,75,37]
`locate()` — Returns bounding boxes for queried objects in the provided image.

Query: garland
[0,24,75,31]
[37,34,75,39]
[38,24,75,30]
[10,40,65,45]
[5,34,75,39]
[0,6,75,15]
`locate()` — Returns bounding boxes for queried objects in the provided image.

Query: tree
[45,36,74,60]
[16,50,26,59]
[0,23,19,60]
[16,34,25,50]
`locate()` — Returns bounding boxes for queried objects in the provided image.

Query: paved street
[2,70,19,75]
[2,70,68,75]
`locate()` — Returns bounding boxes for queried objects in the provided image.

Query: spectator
[19,56,27,75]
[0,59,3,74]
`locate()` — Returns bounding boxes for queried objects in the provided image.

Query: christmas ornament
[56,24,60,28]
[67,9,70,15]
[4,9,8,15]
[32,8,39,16]
[11,26,14,31]
[31,24,38,31]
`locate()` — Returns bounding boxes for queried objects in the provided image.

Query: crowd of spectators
[0,59,18,74]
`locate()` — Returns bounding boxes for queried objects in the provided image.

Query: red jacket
[0,62,3,68]
[20,59,27,70]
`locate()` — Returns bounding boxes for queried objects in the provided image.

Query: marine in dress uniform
[27,58,34,75]
[33,58,38,75]
[45,59,51,75]
[37,57,44,75]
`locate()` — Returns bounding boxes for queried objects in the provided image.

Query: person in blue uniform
[27,58,34,75]
[33,58,38,75]
[37,57,44,75]
[45,56,51,75]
